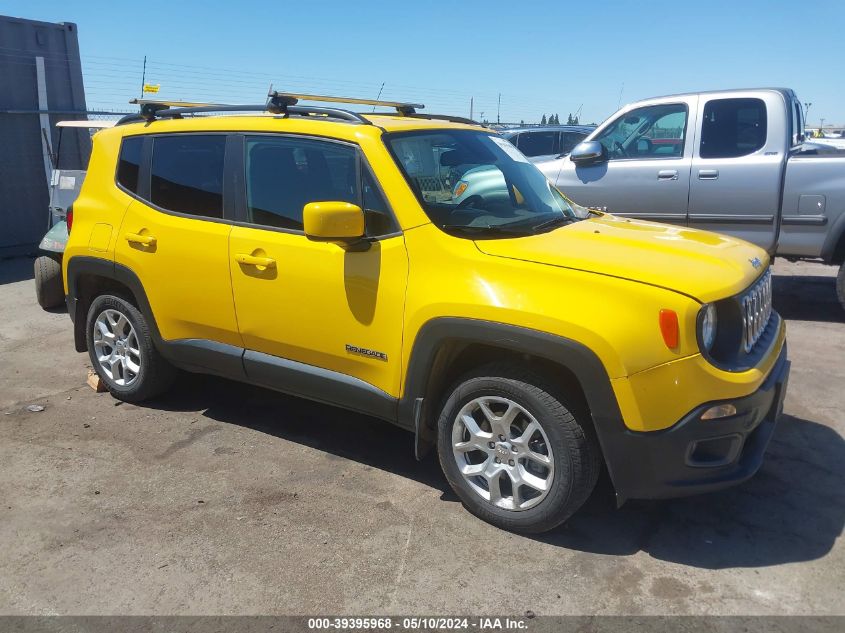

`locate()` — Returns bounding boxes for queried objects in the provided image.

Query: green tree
[541,114,547,125]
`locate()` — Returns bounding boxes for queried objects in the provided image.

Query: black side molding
[243,349,397,422]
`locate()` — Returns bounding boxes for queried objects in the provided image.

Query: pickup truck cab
[62,93,788,534]
[539,88,845,308]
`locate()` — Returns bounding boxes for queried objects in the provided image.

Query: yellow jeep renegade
[63,93,789,533]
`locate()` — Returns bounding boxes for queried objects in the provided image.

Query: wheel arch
[400,318,625,466]
[821,212,845,265]
[65,256,160,353]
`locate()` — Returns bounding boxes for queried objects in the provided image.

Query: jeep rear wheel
[86,294,175,402]
[837,263,845,312]
[437,364,600,534]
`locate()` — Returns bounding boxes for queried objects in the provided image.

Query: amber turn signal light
[659,309,679,349]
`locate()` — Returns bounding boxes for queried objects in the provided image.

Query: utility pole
[497,93,501,124]
[140,55,146,99]
[470,97,473,120]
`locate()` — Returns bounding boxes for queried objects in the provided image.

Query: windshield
[384,129,579,237]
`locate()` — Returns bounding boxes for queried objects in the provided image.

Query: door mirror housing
[570,141,608,166]
[303,201,365,241]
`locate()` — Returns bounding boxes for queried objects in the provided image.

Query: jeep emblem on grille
[749,257,762,269]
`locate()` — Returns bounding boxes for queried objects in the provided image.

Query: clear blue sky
[4,0,843,126]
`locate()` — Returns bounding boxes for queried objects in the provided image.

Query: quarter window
[150,135,225,217]
[700,98,767,159]
[116,136,143,193]
[594,104,687,159]
[245,137,357,231]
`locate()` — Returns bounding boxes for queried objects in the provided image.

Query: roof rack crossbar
[267,90,424,115]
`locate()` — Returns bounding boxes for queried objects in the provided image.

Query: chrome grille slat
[741,269,772,353]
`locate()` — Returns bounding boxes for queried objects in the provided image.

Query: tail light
[66,206,73,233]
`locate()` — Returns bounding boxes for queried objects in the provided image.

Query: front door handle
[125,232,156,246]
[698,169,719,180]
[657,169,678,180]
[235,253,276,268]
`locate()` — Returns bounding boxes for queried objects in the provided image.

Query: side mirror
[570,141,608,166]
[303,201,365,242]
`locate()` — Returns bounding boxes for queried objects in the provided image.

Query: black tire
[837,263,845,312]
[85,294,176,402]
[34,254,64,309]
[437,363,601,534]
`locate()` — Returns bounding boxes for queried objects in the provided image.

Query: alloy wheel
[92,309,141,387]
[451,396,554,511]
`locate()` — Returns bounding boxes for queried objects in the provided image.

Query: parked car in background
[537,88,845,310]
[34,120,115,309]
[501,125,594,162]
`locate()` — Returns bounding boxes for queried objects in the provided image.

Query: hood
[474,215,768,303]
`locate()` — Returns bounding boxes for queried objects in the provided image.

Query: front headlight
[699,303,718,351]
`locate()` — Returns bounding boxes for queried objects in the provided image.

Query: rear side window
[245,136,358,231]
[700,98,767,159]
[517,131,557,157]
[116,136,143,193]
[150,135,226,218]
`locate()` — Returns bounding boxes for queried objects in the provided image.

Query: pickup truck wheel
[437,364,600,534]
[34,254,64,309]
[86,294,175,403]
[837,263,845,311]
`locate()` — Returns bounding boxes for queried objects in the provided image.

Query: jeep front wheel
[437,364,600,534]
[86,294,175,402]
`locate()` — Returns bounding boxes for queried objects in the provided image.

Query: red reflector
[659,309,679,349]
[66,208,73,233]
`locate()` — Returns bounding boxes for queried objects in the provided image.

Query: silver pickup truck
[537,88,845,309]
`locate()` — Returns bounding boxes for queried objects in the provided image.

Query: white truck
[538,88,845,309]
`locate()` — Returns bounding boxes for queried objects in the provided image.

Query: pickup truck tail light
[66,206,73,233]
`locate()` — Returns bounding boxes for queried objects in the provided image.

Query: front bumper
[601,343,790,502]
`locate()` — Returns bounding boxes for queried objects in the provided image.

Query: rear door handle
[234,253,276,268]
[125,232,156,246]
[698,169,719,180]
[657,169,678,180]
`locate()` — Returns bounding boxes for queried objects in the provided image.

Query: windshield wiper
[532,216,577,232]
[439,223,532,237]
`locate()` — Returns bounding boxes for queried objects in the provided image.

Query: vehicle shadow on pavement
[146,375,843,569]
[773,273,844,323]
[145,374,454,494]
[0,256,35,285]
[539,413,845,569]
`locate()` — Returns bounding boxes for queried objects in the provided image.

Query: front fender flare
[399,318,626,465]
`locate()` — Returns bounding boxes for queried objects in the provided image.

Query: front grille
[741,268,773,353]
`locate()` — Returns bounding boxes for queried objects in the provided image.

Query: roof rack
[116,90,476,128]
[267,91,424,115]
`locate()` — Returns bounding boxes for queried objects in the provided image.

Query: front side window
[594,103,688,159]
[517,131,557,157]
[385,129,580,238]
[700,98,767,159]
[560,131,587,155]
[116,136,143,193]
[150,135,225,217]
[245,136,358,231]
